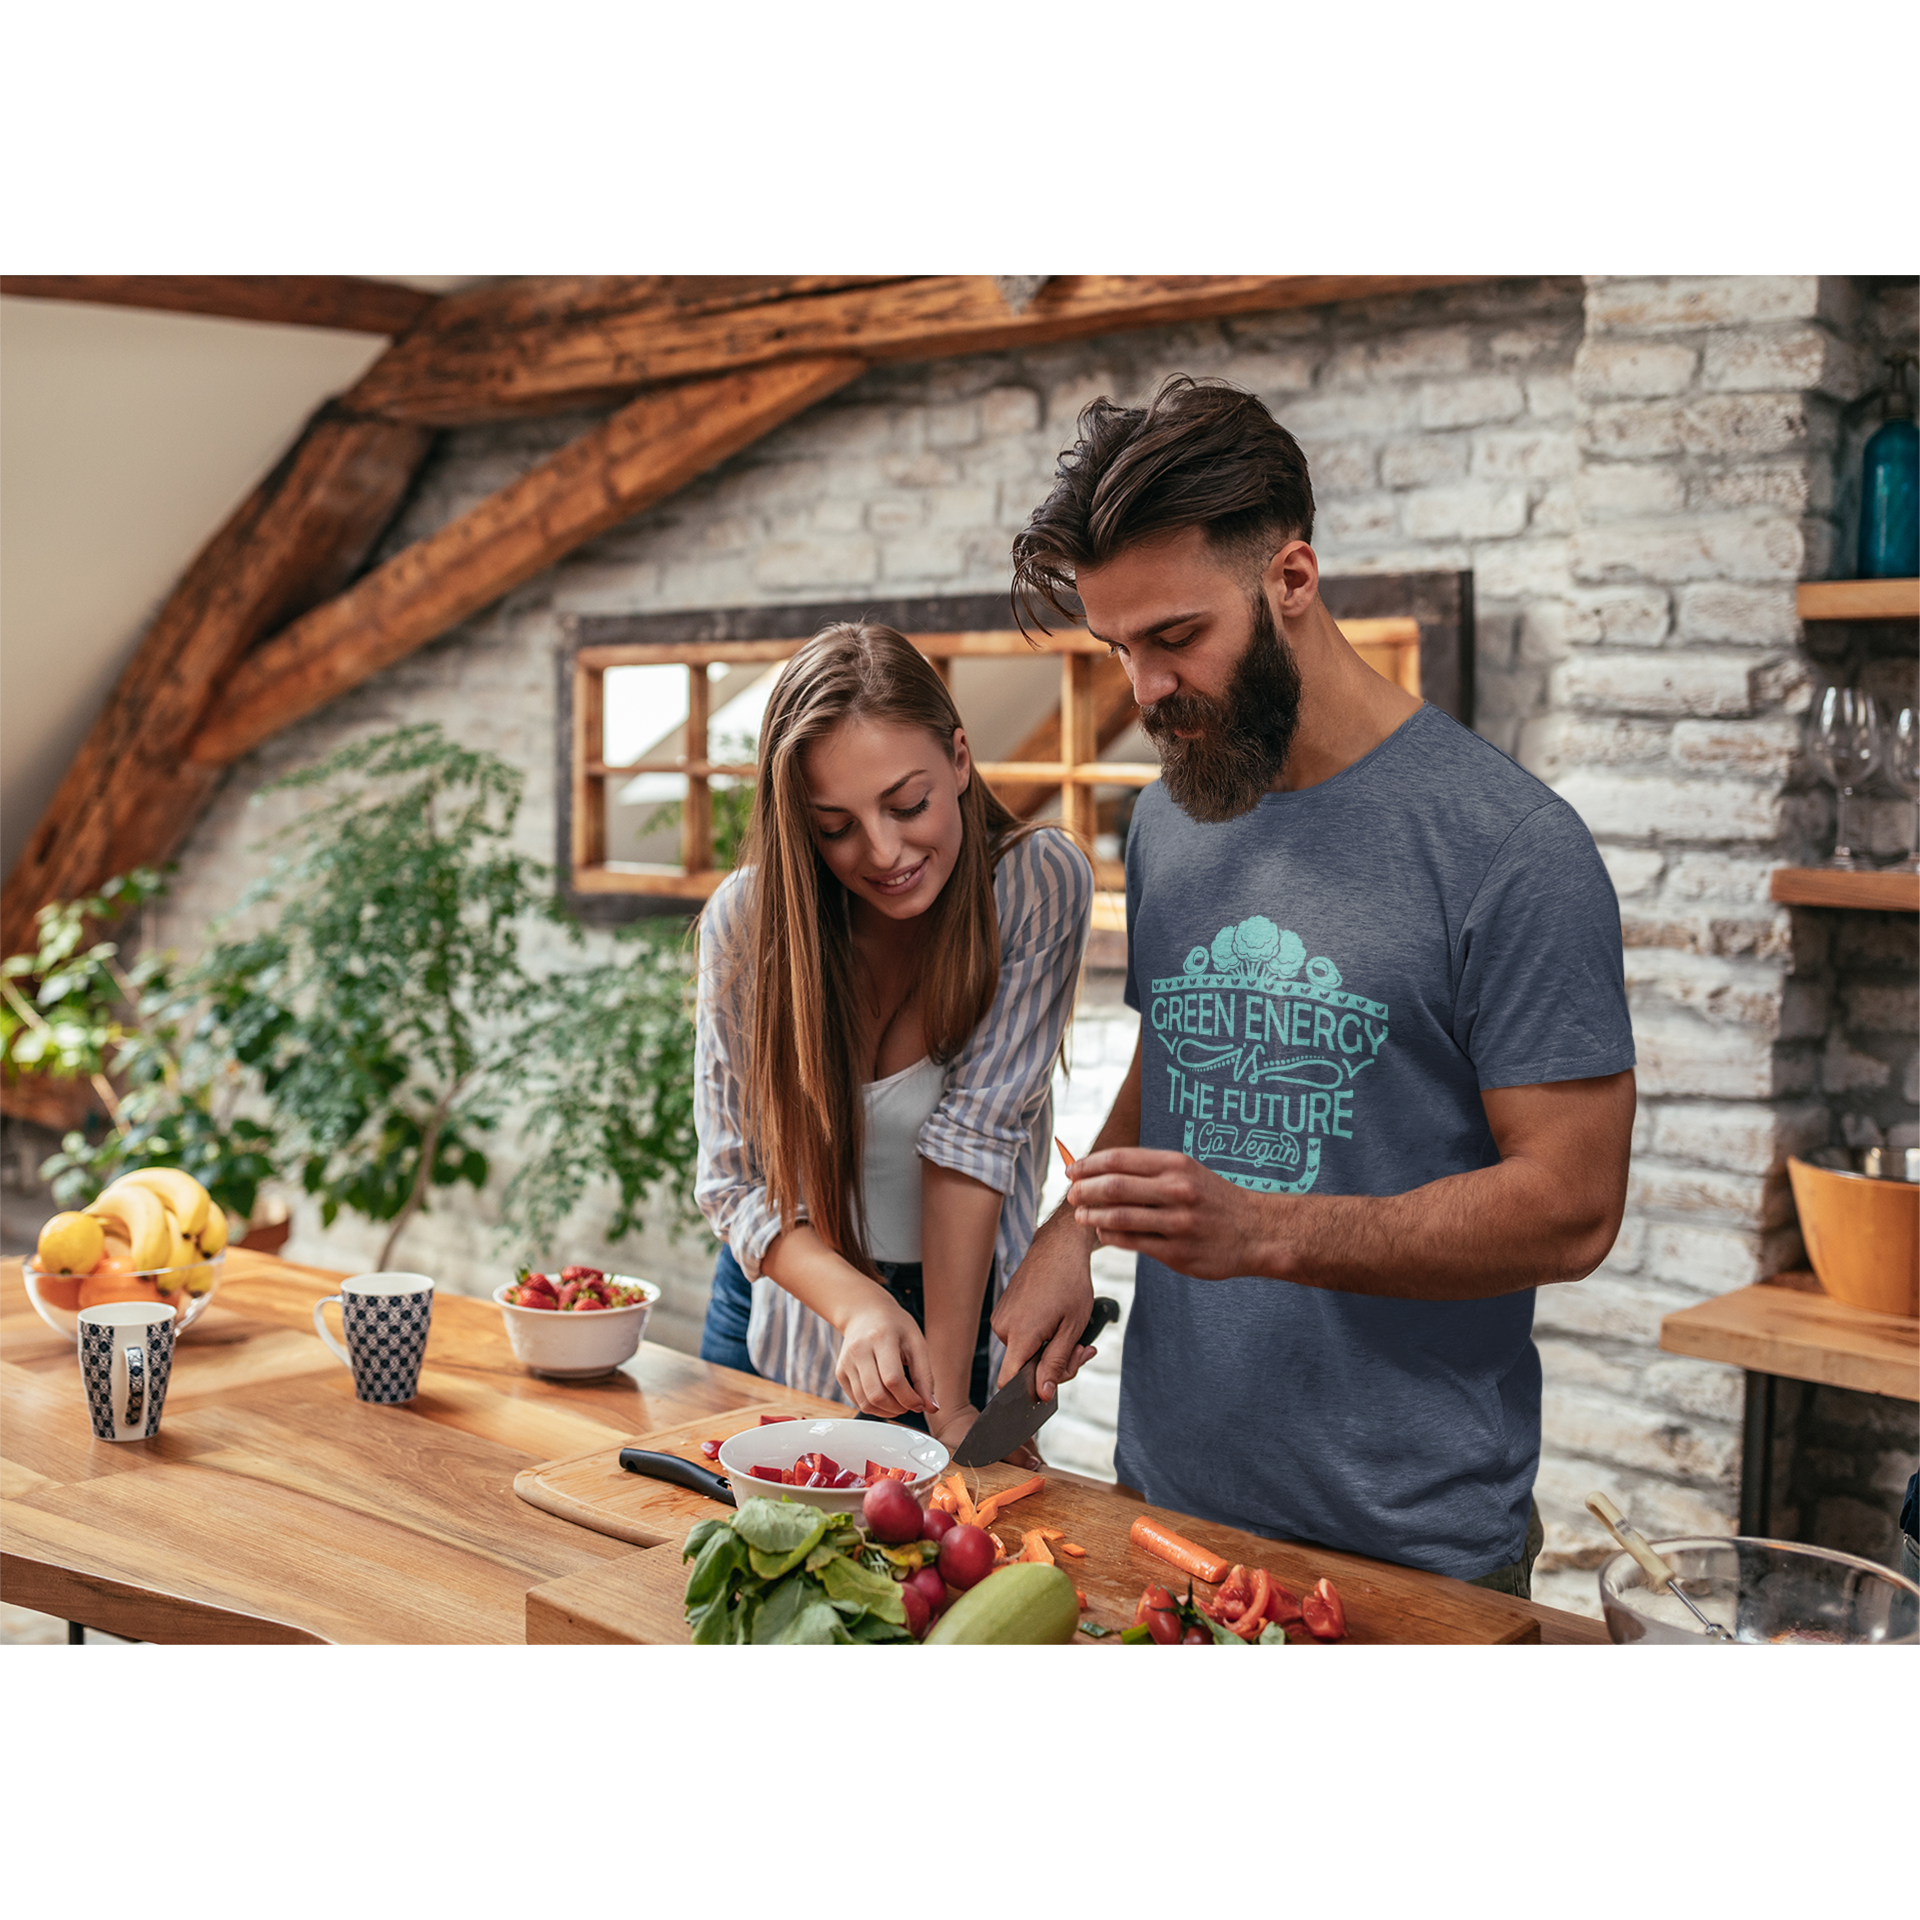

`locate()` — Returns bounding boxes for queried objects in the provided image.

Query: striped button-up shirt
[693,828,1094,1401]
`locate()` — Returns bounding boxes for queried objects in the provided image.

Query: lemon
[37,1211,106,1276]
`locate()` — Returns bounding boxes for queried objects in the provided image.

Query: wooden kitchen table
[1,1253,1605,1644]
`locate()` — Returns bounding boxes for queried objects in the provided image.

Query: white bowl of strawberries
[492,1265,660,1379]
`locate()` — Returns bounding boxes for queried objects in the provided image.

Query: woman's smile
[867,857,929,896]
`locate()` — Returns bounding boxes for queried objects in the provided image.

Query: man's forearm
[1255,1156,1619,1300]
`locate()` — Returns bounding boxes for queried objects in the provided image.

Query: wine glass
[1811,688,1881,870]
[1891,706,1920,873]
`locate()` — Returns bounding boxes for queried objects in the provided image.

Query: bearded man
[993,376,1635,1596]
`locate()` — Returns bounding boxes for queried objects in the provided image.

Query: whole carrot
[1129,1513,1230,1584]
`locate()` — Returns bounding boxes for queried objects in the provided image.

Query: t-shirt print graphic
[1148,913,1390,1194]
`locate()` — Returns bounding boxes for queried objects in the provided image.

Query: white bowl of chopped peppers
[493,1266,659,1378]
[717,1417,948,1517]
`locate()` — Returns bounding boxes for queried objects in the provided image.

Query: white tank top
[859,1055,948,1263]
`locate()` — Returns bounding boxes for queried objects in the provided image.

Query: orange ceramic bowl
[1785,1158,1919,1318]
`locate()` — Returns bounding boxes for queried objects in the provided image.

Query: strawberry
[515,1288,556,1310]
[556,1281,580,1309]
[576,1298,605,1312]
[561,1266,602,1283]
[519,1271,557,1297]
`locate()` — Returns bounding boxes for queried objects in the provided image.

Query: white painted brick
[1417,376,1526,429]
[808,498,865,536]
[1048,370,1125,428]
[1689,463,1821,516]
[779,403,906,460]
[1586,276,1825,333]
[1325,327,1474,385]
[1490,321,1576,362]
[1557,770,1782,845]
[926,484,997,530]
[979,385,1042,436]
[1570,585,1673,648]
[1518,599,1599,661]
[1534,1455,1737,1540]
[1631,1008,1800,1100]
[877,532,966,581]
[1574,339,1700,401]
[1660,851,1780,906]
[1622,905,1795,964]
[1470,537,1573,599]
[1674,579,1804,648]
[1279,386,1419,438]
[1036,1412,1116,1480]
[1641,1355,1747,1425]
[1379,437,1467,488]
[1575,465,1688,522]
[1701,325,1863,399]
[1581,401,1686,460]
[1307,438,1378,494]
[750,536,879,590]
[1531,713,1671,773]
[1401,483,1528,540]
[1471,427,1579,481]
[1216,349,1319,395]
[865,497,923,536]
[880,451,964,489]
[1543,1385,1740,1489]
[1553,652,1755,718]
[1669,717,1802,780]
[1533,1272,1705,1344]
[1624,949,1787,1028]
[1648,1100,1830,1176]
[1628,1159,1789,1230]
[1571,514,1804,586]
[1647,1219,1803,1294]
[1319,495,1399,548]
[1599,846,1665,898]
[1526,370,1576,419]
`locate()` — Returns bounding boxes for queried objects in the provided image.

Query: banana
[85,1182,172,1273]
[111,1167,210,1238]
[196,1203,230,1257]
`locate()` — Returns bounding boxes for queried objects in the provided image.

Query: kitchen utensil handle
[619,1448,736,1506]
[123,1341,145,1430]
[1078,1297,1120,1348]
[1586,1491,1676,1591]
[312,1295,352,1368]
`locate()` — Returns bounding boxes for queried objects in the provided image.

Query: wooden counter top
[1659,1270,1919,1401]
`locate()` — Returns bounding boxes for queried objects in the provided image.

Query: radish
[938,1524,995,1591]
[899,1580,932,1640]
[862,1478,924,1545]
[907,1566,947,1615]
[920,1507,956,1543]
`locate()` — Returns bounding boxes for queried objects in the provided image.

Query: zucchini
[923,1562,1080,1645]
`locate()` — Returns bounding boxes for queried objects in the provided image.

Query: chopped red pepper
[1301,1577,1347,1641]
[1228,1569,1273,1640]
[748,1464,785,1482]
[758,1414,798,1425]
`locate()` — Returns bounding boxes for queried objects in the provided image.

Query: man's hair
[1010,374,1315,633]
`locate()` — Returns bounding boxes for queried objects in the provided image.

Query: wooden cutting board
[520,1441,1543,1645]
[512,1389,845,1547]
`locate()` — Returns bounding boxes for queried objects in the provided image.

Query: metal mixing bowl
[1600,1536,1920,1644]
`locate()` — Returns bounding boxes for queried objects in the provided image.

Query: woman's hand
[836,1291,937,1419]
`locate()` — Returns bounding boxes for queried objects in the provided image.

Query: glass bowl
[1600,1536,1920,1644]
[23,1254,225,1344]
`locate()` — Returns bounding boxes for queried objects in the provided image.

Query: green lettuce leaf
[732,1497,830,1556]
[684,1528,749,1615]
[819,1552,907,1624]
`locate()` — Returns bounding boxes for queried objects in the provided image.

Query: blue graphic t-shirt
[1117,703,1634,1580]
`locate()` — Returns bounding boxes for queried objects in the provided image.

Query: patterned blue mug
[313,1272,435,1404]
[78,1300,177,1441]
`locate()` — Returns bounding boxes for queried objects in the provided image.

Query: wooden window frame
[557,587,1444,923]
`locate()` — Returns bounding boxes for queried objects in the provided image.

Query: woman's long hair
[717,622,1033,1275]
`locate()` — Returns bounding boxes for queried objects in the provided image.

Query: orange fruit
[34,1273,84,1311]
[78,1269,165,1309]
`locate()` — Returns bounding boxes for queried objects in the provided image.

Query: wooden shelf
[1797,578,1919,620]
[1660,1271,1919,1400]
[1770,867,1919,911]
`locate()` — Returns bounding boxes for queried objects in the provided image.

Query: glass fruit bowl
[1599,1536,1920,1645]
[23,1255,225,1344]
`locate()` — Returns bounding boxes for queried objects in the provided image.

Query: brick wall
[128,275,1915,1613]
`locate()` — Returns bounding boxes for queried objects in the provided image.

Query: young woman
[694,621,1093,1458]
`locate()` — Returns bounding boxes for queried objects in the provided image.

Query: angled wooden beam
[191,356,865,768]
[0,276,440,336]
[993,654,1142,817]
[0,408,434,956]
[345,275,1489,424]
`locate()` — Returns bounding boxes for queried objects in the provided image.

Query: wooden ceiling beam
[0,409,434,956]
[345,274,1490,424]
[0,276,441,336]
[190,356,865,769]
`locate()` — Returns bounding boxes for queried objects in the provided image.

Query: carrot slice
[1016,1526,1065,1565]
[1058,1542,1086,1558]
[1129,1514,1230,1584]
[1075,1588,1089,1610]
[973,1473,1045,1531]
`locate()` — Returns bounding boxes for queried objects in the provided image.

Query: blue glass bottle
[1860,355,1918,580]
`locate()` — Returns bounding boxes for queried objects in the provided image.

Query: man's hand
[990,1208,1100,1402]
[929,1403,1041,1470]
[1067,1147,1268,1279]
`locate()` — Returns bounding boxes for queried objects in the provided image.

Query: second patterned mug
[312,1272,434,1403]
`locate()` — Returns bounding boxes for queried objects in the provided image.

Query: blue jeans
[699,1245,993,1427]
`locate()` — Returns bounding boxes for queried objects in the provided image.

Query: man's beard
[1140,591,1303,823]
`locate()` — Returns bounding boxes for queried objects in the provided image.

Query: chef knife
[949,1297,1119,1468]
[619,1447,735,1506]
